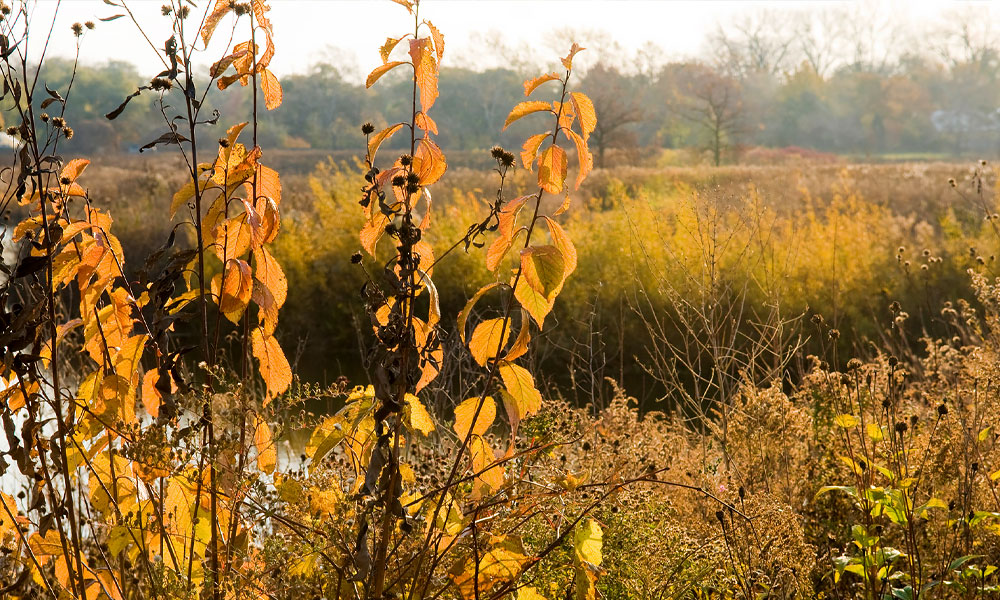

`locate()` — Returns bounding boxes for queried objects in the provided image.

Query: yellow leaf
[454,396,496,440]
[404,394,436,436]
[469,318,510,367]
[537,144,568,194]
[574,518,603,566]
[498,362,542,422]
[504,100,552,130]
[513,276,554,329]
[523,72,560,97]
[518,587,548,600]
[541,217,577,279]
[866,423,884,442]
[569,92,596,141]
[457,282,504,343]
[251,329,291,402]
[470,435,503,498]
[834,414,859,428]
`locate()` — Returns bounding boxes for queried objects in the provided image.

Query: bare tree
[709,9,796,79]
[671,64,744,166]
[580,63,644,168]
[793,8,846,78]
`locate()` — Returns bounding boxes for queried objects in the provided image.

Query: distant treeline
[16,18,1000,165]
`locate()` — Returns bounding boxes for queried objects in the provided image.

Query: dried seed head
[62,127,73,140]
[218,138,230,148]
[361,122,375,135]
[71,22,83,36]
[937,404,948,416]
[40,113,49,123]
[350,252,363,264]
[51,117,65,128]
[85,21,95,30]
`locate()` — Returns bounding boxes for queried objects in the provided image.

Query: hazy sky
[19,0,988,82]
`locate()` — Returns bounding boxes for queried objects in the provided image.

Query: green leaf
[949,555,984,572]
[815,485,858,500]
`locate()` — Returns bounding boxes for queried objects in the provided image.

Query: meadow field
[6,1,1000,599]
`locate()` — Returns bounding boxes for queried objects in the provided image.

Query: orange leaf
[379,35,407,63]
[368,123,406,159]
[427,21,445,63]
[520,133,549,171]
[523,72,560,97]
[252,413,277,474]
[569,92,596,141]
[256,163,282,205]
[60,158,90,183]
[251,329,291,402]
[409,38,439,111]
[504,101,552,130]
[564,129,593,190]
[415,112,438,135]
[366,60,406,88]
[214,258,252,323]
[414,137,447,185]
[200,0,232,46]
[261,68,283,110]
[561,43,585,70]
[360,212,390,256]
[141,369,163,418]
[253,246,287,309]
[537,145,568,194]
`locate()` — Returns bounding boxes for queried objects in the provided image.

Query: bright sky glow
[19,0,990,82]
